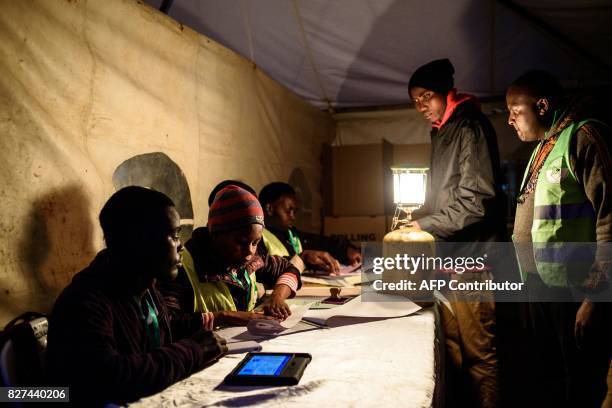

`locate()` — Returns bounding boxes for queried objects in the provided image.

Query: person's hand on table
[262,285,293,320]
[190,330,228,361]
[301,250,340,274]
[213,310,277,326]
[346,246,362,266]
[409,220,422,230]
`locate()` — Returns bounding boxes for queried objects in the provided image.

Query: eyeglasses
[412,92,434,105]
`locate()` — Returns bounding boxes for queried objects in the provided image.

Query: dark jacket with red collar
[413,90,506,242]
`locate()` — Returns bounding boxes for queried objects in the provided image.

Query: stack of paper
[303,293,421,327]
[301,263,363,287]
[299,275,363,289]
[337,263,362,275]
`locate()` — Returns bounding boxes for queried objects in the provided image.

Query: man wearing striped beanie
[160,185,301,327]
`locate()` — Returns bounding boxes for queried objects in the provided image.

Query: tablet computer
[223,352,312,386]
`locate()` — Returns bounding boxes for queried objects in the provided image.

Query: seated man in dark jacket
[45,186,227,406]
[259,182,361,274]
[160,185,302,327]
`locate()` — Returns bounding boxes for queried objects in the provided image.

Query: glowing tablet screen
[237,355,291,376]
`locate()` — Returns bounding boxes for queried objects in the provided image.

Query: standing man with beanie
[408,59,505,407]
[160,185,301,327]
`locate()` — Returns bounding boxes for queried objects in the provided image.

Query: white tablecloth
[132,309,440,407]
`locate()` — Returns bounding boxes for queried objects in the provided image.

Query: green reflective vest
[181,249,258,312]
[518,119,596,287]
[262,228,301,256]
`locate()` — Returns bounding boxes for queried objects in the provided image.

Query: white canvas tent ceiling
[144,0,612,110]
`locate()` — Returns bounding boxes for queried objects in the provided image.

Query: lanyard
[517,108,564,205]
[136,291,160,349]
[230,268,253,308]
[287,229,302,255]
[517,134,558,204]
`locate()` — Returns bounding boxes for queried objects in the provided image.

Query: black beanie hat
[408,59,455,95]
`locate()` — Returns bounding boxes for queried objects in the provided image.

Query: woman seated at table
[160,185,301,328]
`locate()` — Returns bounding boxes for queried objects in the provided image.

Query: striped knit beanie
[208,185,265,233]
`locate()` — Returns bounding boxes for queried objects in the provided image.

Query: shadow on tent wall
[112,152,194,244]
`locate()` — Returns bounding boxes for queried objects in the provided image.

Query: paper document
[301,264,363,287]
[303,293,421,327]
[301,276,352,287]
[247,303,313,335]
[226,340,262,354]
[337,263,362,275]
[343,275,362,285]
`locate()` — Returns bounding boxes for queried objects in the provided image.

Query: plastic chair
[0,338,18,386]
[0,312,48,387]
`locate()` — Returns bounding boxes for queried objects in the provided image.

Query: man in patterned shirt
[160,185,301,328]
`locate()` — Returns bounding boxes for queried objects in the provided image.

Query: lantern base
[391,204,420,231]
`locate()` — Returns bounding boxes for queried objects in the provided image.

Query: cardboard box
[330,144,386,216]
[327,142,431,216]
[393,144,431,167]
[324,215,388,244]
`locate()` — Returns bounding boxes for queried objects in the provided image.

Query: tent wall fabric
[334,109,432,146]
[0,0,335,326]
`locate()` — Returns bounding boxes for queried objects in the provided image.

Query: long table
[132,306,442,407]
